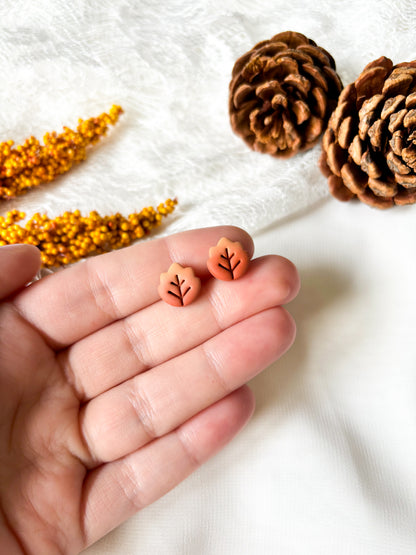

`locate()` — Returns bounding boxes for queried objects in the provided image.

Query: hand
[0,227,299,554]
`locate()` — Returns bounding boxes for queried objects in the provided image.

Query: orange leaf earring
[207,237,250,281]
[158,263,201,306]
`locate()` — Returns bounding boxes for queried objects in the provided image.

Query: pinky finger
[81,385,255,548]
[0,244,41,299]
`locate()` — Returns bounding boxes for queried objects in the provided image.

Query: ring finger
[79,306,295,466]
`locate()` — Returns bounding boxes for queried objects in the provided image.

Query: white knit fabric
[1,1,416,553]
[3,0,415,233]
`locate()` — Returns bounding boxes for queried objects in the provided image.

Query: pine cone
[320,56,416,208]
[229,31,343,158]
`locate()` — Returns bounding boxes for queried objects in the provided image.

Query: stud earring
[207,237,250,281]
[158,262,201,307]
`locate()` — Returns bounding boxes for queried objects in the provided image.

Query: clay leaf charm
[207,237,250,281]
[158,263,201,306]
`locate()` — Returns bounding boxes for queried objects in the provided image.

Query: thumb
[0,244,42,299]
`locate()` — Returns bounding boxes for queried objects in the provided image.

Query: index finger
[13,226,254,349]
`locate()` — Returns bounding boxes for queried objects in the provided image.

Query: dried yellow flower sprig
[0,198,177,268]
[0,105,123,199]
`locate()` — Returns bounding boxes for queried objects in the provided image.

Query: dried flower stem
[0,105,123,199]
[0,198,177,268]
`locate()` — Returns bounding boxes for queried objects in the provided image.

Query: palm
[0,227,298,554]
[1,324,86,553]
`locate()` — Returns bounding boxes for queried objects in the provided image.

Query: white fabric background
[0,0,415,553]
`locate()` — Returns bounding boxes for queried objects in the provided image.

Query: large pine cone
[320,56,416,208]
[229,31,343,158]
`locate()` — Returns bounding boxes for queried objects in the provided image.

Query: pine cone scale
[380,95,405,119]
[348,135,363,164]
[389,131,404,155]
[395,172,416,187]
[292,100,311,124]
[233,84,253,108]
[367,119,386,150]
[298,44,331,66]
[305,115,324,142]
[360,150,382,178]
[322,66,344,94]
[328,173,355,201]
[395,187,416,205]
[271,57,299,76]
[358,190,394,208]
[355,66,390,101]
[403,108,416,128]
[382,72,413,96]
[386,150,410,174]
[311,87,327,118]
[340,162,367,194]
[329,101,352,133]
[389,109,407,133]
[368,177,397,197]
[405,92,416,108]
[275,50,313,65]
[337,116,354,149]
[302,64,329,92]
[326,141,347,175]
[402,146,416,168]
[271,31,308,48]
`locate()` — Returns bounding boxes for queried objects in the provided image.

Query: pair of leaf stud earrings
[158,237,250,307]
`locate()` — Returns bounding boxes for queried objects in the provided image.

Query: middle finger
[60,255,298,400]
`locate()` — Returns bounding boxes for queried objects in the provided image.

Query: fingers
[61,254,299,400]
[13,226,254,348]
[0,244,41,299]
[81,386,255,548]
[79,307,295,465]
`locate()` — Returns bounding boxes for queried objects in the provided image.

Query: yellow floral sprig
[0,198,177,268]
[0,105,123,199]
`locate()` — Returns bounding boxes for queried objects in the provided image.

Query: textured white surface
[1,0,416,231]
[1,0,416,553]
[83,198,416,555]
